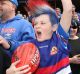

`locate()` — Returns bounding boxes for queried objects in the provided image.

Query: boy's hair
[27,0,59,25]
[33,6,59,25]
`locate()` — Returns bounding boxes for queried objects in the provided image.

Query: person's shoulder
[15,15,29,22]
[18,18,32,26]
[14,15,33,27]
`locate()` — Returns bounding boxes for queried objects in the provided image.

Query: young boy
[6,0,72,74]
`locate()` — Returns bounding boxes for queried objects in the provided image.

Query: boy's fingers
[12,60,20,66]
[20,67,31,74]
[17,65,29,71]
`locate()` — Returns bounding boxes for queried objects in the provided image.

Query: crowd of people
[0,0,80,74]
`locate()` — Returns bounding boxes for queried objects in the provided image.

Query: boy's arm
[60,0,72,33]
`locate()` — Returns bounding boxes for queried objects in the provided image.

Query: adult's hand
[69,54,80,64]
[0,35,10,49]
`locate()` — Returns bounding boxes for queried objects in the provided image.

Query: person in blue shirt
[0,0,35,74]
[6,0,72,74]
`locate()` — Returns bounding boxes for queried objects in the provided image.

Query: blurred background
[17,0,80,15]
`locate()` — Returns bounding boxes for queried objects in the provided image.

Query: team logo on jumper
[2,28,16,33]
[50,46,58,55]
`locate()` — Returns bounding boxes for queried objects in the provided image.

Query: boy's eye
[34,22,38,26]
[41,22,46,24]
[34,21,46,26]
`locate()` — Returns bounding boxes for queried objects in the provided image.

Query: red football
[11,43,40,74]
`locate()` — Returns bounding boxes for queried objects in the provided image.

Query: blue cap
[10,0,18,7]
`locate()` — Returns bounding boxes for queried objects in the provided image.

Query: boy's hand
[6,60,31,74]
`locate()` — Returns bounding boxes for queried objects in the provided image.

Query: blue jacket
[0,15,35,53]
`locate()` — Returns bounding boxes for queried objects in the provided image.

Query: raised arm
[60,0,72,33]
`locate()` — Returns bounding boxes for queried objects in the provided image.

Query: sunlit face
[0,1,14,17]
[73,14,79,20]
[70,27,78,36]
[55,8,61,15]
[33,14,54,42]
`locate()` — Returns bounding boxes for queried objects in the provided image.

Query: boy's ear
[52,24,58,32]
